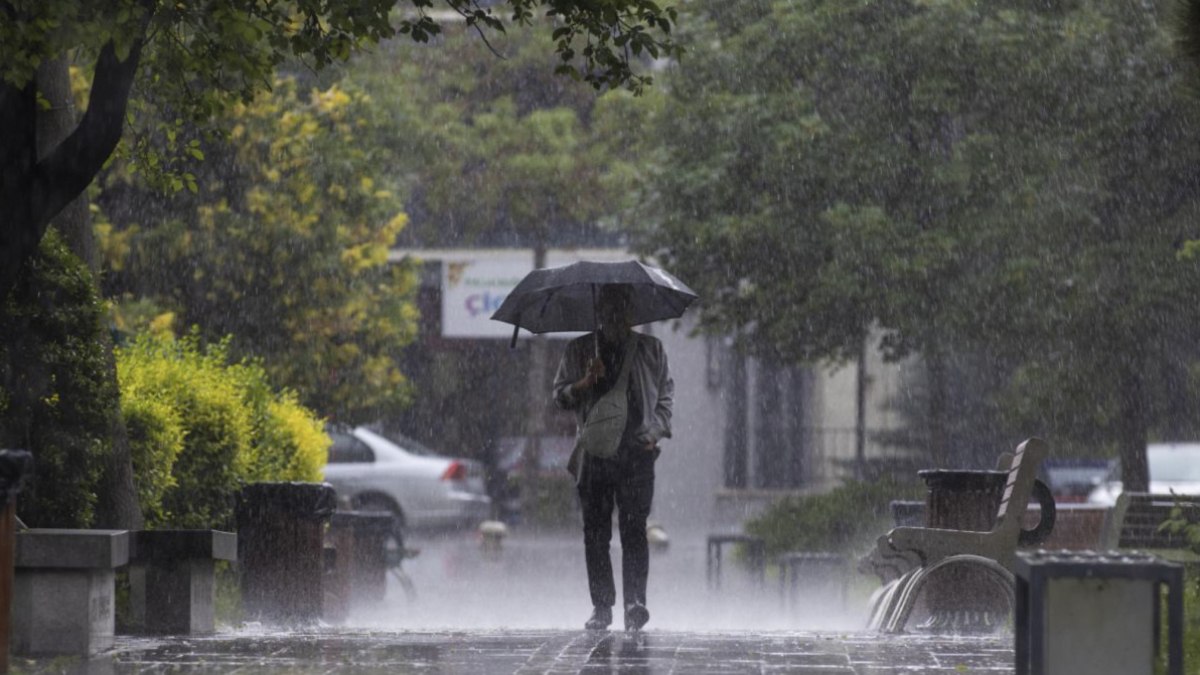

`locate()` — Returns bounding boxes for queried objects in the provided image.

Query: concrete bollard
[126,530,236,635]
[478,520,508,561]
[12,529,129,656]
[647,522,669,553]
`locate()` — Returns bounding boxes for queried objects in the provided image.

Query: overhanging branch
[30,37,146,232]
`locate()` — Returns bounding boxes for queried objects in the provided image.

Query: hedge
[116,331,329,530]
[744,478,925,559]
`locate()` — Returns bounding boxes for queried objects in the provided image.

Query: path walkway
[45,628,1014,674]
[14,531,1016,673]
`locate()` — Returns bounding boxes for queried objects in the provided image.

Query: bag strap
[588,333,636,412]
[613,334,636,389]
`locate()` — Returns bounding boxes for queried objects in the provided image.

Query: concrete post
[12,529,129,656]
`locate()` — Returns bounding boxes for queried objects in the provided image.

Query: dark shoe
[585,606,612,630]
[624,603,649,632]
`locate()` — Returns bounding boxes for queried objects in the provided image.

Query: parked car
[1087,443,1200,506]
[1039,458,1114,504]
[322,426,490,531]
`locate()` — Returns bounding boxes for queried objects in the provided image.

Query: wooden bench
[864,438,1051,633]
[1101,492,1200,564]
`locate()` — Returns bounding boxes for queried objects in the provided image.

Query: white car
[322,426,490,531]
[1087,442,1200,506]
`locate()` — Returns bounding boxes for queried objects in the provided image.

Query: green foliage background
[97,75,419,425]
[637,0,1200,475]
[0,229,114,527]
[745,479,924,558]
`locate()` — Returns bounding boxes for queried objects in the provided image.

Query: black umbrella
[490,260,698,347]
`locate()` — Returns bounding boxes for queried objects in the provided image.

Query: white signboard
[427,249,633,339]
[442,258,530,339]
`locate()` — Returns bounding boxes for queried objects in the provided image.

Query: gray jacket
[553,331,675,452]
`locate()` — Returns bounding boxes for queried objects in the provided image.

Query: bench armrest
[888,526,999,566]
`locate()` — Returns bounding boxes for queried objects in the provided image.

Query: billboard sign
[441,258,531,339]
[431,249,631,339]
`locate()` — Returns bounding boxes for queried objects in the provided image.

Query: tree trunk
[36,57,143,530]
[855,334,868,480]
[36,57,97,270]
[0,36,145,301]
[925,344,952,468]
[1116,362,1150,494]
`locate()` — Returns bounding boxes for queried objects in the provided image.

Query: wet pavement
[22,628,1013,674]
[13,532,1015,674]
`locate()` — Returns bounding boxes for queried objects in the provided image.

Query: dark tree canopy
[0,0,680,299]
[642,0,1200,488]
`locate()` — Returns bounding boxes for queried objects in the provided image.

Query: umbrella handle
[593,285,600,359]
[510,324,519,349]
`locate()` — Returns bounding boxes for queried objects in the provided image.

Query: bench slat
[1108,492,1200,556]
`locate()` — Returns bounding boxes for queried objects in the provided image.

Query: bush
[120,394,185,526]
[118,333,251,529]
[745,478,924,558]
[230,360,327,484]
[256,396,328,482]
[510,473,579,530]
[116,331,328,530]
[0,229,115,528]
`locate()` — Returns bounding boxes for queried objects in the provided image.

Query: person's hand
[575,357,605,392]
[637,431,657,452]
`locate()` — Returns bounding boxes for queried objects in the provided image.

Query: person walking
[552,283,674,632]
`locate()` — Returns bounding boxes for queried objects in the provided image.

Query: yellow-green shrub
[116,331,328,530]
[118,334,250,529]
[120,394,185,526]
[249,395,327,483]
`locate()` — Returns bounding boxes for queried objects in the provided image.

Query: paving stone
[14,533,1019,674]
[12,628,1015,674]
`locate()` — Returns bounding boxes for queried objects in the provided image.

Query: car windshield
[1149,445,1200,482]
[1042,460,1111,492]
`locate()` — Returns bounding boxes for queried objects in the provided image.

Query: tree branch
[31,38,146,234]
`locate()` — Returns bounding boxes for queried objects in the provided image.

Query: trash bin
[236,482,335,625]
[0,450,33,674]
[1015,550,1183,675]
[918,469,1007,531]
[327,511,392,611]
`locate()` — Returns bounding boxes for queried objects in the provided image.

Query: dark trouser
[578,449,656,610]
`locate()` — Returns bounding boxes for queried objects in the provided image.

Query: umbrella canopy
[490,260,698,343]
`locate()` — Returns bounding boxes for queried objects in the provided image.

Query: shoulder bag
[574,334,636,461]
